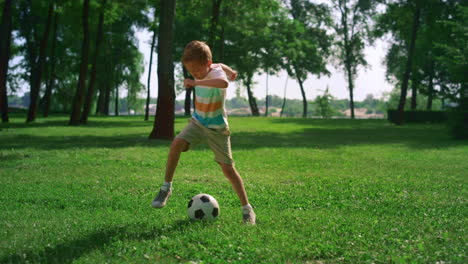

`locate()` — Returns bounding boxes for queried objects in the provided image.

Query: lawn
[0,115,466,263]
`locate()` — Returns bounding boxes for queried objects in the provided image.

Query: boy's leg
[204,127,256,224]
[218,162,249,206]
[152,138,189,208]
[165,138,190,182]
[218,162,256,224]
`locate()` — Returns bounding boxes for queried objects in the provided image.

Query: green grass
[0,115,467,263]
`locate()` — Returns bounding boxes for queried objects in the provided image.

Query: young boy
[152,40,256,224]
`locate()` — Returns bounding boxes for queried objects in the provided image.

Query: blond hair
[182,41,212,65]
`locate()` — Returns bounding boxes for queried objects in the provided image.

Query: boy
[152,40,256,225]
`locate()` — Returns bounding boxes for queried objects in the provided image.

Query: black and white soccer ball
[187,194,220,221]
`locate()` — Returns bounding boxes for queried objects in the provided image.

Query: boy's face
[184,60,212,80]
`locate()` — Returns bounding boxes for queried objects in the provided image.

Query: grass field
[0,115,467,263]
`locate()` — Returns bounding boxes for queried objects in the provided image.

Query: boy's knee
[218,162,235,173]
[172,138,189,152]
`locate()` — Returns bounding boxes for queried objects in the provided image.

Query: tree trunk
[441,85,446,110]
[149,0,176,140]
[298,77,307,118]
[27,2,54,123]
[96,86,104,115]
[245,75,259,116]
[183,67,192,117]
[280,76,288,117]
[426,61,435,110]
[100,37,112,116]
[184,88,193,117]
[81,0,106,124]
[145,30,157,121]
[410,74,417,110]
[293,66,308,118]
[340,2,355,120]
[208,0,222,59]
[0,0,12,123]
[219,24,225,62]
[265,70,269,117]
[395,6,421,125]
[20,0,38,121]
[43,11,59,118]
[69,0,90,125]
[426,76,434,111]
[346,64,355,119]
[114,83,119,116]
[104,82,111,115]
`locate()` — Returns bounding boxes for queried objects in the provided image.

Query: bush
[447,108,468,139]
[447,92,468,139]
[387,110,448,123]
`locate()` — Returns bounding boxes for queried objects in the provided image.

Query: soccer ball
[187,194,220,221]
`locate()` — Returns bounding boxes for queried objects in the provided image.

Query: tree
[435,3,468,139]
[149,0,176,140]
[26,1,54,122]
[394,1,421,125]
[208,0,222,57]
[0,0,12,122]
[93,0,148,117]
[284,0,332,118]
[280,76,288,117]
[81,0,107,124]
[265,71,269,116]
[69,0,90,125]
[173,0,207,117]
[314,87,334,118]
[375,0,458,118]
[222,0,286,116]
[41,9,59,117]
[145,29,156,121]
[331,0,378,119]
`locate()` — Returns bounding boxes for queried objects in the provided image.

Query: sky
[136,29,394,102]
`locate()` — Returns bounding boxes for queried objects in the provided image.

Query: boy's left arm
[216,63,237,81]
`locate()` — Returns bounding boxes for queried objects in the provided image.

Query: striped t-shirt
[193,65,229,129]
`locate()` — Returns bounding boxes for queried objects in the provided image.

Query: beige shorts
[175,118,234,165]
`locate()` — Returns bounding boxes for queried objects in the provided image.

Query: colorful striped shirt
[193,65,229,129]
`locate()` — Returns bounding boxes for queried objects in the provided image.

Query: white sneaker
[243,209,256,225]
[151,188,172,208]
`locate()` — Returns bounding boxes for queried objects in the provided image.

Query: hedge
[387,110,448,123]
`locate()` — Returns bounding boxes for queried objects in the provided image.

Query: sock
[161,181,172,191]
[242,204,253,212]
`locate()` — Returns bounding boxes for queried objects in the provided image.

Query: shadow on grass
[1,118,465,152]
[0,219,196,263]
[233,125,463,150]
[0,133,168,151]
[1,117,153,129]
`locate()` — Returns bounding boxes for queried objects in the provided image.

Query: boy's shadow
[1,219,198,263]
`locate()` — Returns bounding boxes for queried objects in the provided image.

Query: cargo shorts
[175,118,234,165]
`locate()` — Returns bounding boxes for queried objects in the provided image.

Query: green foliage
[331,0,378,78]
[7,0,148,116]
[284,0,332,80]
[384,87,443,111]
[313,88,335,118]
[0,116,466,262]
[434,4,467,99]
[3,0,465,139]
[374,0,464,108]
